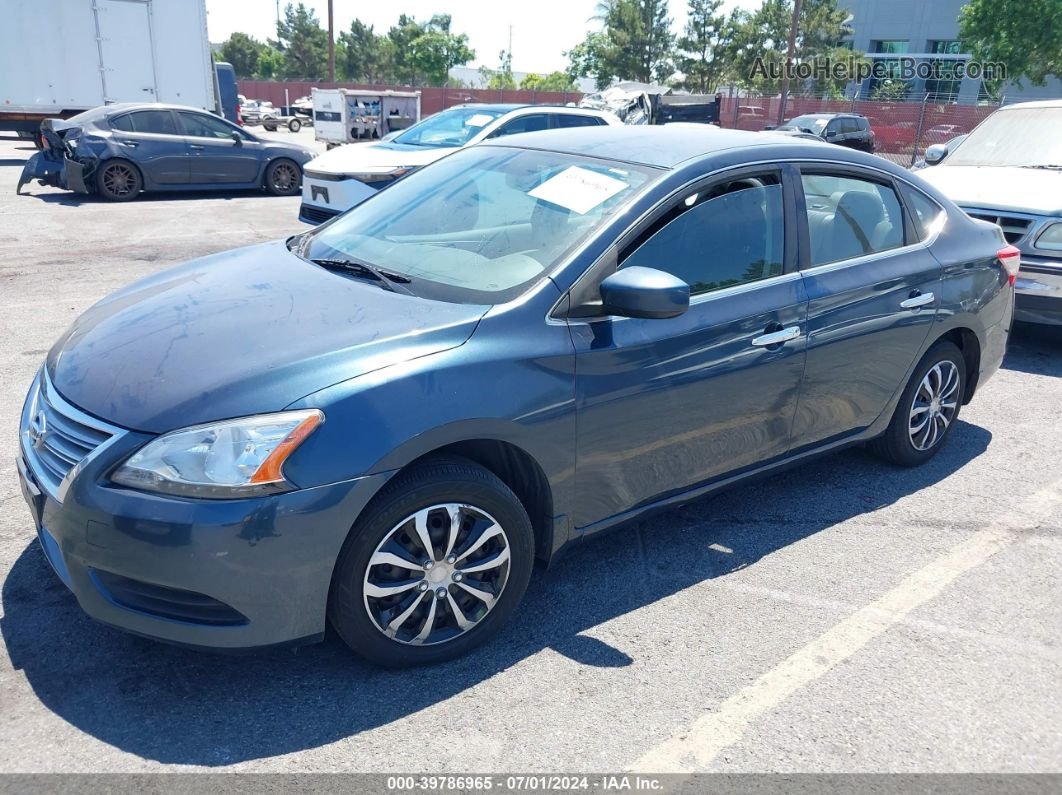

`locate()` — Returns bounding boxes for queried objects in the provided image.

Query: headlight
[111,410,324,498]
[1034,222,1062,252]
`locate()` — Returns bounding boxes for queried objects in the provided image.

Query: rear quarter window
[900,183,946,241]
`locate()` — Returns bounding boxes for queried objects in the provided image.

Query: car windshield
[393,107,506,148]
[301,146,654,303]
[782,115,828,133]
[946,107,1062,167]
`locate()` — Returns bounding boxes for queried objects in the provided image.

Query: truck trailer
[0,0,219,137]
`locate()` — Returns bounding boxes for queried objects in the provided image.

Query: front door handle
[188,144,205,151]
[900,291,935,309]
[752,325,801,347]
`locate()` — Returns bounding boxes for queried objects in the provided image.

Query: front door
[570,168,809,529]
[176,111,262,184]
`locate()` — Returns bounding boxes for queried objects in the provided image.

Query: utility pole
[327,0,336,82]
[275,0,281,36]
[776,0,803,126]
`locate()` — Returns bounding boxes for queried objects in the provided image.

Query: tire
[95,159,142,201]
[263,123,277,132]
[264,158,301,196]
[288,118,302,133]
[328,458,535,667]
[870,340,966,467]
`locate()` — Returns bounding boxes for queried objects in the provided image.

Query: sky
[204,0,762,75]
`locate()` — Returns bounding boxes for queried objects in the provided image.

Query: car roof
[480,124,870,169]
[450,103,604,115]
[996,99,1062,110]
[72,102,219,122]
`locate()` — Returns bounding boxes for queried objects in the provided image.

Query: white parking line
[630,480,1062,774]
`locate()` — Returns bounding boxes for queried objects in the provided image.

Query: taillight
[997,245,1021,286]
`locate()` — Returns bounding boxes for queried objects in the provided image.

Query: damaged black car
[17,103,315,201]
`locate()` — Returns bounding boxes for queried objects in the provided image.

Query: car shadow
[1004,324,1062,377]
[1,421,991,765]
[27,189,296,207]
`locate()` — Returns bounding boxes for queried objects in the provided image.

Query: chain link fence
[719,92,1002,167]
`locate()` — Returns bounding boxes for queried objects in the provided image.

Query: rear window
[110,110,178,135]
[555,114,605,128]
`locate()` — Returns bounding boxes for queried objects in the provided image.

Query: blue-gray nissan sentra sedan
[18,126,1016,666]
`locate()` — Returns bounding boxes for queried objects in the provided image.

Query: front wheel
[870,340,966,466]
[328,458,534,667]
[288,118,302,133]
[264,158,301,196]
[95,159,142,201]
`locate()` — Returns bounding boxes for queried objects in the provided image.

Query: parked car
[240,99,279,125]
[298,103,619,224]
[911,134,967,170]
[918,99,1062,325]
[16,102,314,201]
[18,126,1015,666]
[773,113,876,152]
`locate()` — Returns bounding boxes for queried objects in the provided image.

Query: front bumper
[1015,267,1062,326]
[299,172,380,223]
[17,377,392,650]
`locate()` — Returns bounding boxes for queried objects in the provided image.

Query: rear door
[107,110,189,185]
[790,166,942,452]
[95,0,157,102]
[176,111,262,184]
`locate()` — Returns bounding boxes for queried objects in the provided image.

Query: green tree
[520,71,579,91]
[337,19,391,82]
[959,0,1061,87]
[219,32,263,79]
[387,13,474,87]
[568,0,675,86]
[675,0,725,93]
[256,44,284,79]
[871,78,909,101]
[275,2,328,79]
[480,49,516,90]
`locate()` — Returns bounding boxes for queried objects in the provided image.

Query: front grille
[966,211,1033,245]
[20,372,119,500]
[91,569,249,626]
[299,203,340,225]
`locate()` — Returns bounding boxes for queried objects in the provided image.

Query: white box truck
[0,0,218,137]
[312,88,421,147]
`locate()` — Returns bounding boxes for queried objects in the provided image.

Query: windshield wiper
[1021,164,1062,170]
[310,257,414,294]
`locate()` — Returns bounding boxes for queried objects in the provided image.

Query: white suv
[298,104,619,224]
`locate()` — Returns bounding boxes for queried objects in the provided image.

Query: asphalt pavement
[0,131,1060,774]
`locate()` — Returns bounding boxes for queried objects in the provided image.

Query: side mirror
[599,266,690,320]
[230,131,243,146]
[824,128,838,138]
[924,143,947,165]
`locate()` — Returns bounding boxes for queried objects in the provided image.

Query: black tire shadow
[1004,323,1062,377]
[26,189,297,207]
[1,422,991,765]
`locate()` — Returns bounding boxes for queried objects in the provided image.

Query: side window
[110,111,177,135]
[177,111,241,139]
[621,175,785,296]
[554,114,604,128]
[841,118,861,134]
[825,119,842,137]
[492,114,550,137]
[900,183,945,241]
[802,173,905,265]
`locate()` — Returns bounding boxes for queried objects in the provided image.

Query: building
[841,0,1062,103]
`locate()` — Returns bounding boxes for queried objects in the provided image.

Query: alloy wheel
[908,360,960,451]
[270,162,298,192]
[102,164,136,197]
[362,503,511,646]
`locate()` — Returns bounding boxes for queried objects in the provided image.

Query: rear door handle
[116,139,138,147]
[752,325,801,347]
[188,144,205,151]
[900,291,935,309]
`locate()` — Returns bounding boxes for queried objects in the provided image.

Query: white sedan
[298,103,618,224]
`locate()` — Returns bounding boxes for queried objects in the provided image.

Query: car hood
[304,141,453,176]
[260,139,316,164]
[46,240,488,433]
[919,165,1062,216]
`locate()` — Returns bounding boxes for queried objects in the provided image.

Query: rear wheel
[95,160,142,201]
[871,340,966,466]
[288,118,302,133]
[328,458,534,667]
[264,158,301,196]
